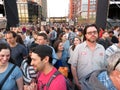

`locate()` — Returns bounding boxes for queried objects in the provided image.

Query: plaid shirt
[97,71,116,90]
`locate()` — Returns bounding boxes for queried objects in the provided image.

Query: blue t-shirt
[0,63,23,90]
[11,43,28,66]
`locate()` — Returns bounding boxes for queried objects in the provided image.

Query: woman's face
[61,34,67,41]
[0,49,10,65]
[58,42,64,51]
[74,38,81,46]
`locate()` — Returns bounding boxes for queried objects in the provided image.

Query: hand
[75,82,81,90]
[24,82,37,90]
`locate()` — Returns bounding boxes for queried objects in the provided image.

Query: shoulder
[96,43,105,50]
[9,63,23,79]
[50,72,66,90]
[106,44,118,52]
[74,42,85,50]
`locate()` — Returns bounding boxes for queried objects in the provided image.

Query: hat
[32,45,52,58]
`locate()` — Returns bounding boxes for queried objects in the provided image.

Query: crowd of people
[0,23,120,90]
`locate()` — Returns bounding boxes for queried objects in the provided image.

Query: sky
[47,0,69,17]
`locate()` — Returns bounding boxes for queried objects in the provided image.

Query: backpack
[80,70,109,90]
[46,71,73,90]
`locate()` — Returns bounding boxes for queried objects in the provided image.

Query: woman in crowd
[53,40,69,69]
[68,36,81,89]
[68,36,81,62]
[58,32,70,58]
[0,43,23,90]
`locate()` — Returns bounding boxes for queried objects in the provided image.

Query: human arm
[14,66,24,90]
[71,65,81,90]
[16,77,24,90]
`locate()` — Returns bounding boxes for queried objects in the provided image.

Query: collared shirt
[98,71,116,90]
[68,41,106,81]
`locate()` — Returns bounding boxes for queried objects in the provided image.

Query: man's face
[6,33,16,45]
[85,26,98,43]
[36,36,46,45]
[31,52,45,72]
[103,32,109,39]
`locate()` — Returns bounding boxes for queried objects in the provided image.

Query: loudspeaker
[4,0,19,29]
[95,0,109,29]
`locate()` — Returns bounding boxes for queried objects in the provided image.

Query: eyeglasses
[86,31,98,35]
[113,58,120,70]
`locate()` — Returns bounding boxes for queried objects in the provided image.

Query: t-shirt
[37,67,67,90]
[0,63,23,90]
[11,43,28,66]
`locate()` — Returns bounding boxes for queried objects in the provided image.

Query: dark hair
[83,24,98,41]
[113,26,119,30]
[58,32,65,40]
[118,33,120,37]
[32,45,53,64]
[6,31,17,38]
[71,36,81,50]
[0,43,15,64]
[108,30,114,34]
[16,35,25,46]
[53,40,62,52]
[37,33,48,40]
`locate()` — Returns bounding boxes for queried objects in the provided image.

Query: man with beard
[29,45,67,90]
[68,24,106,90]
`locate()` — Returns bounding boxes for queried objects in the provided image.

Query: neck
[86,41,96,50]
[43,63,53,75]
[57,50,62,53]
[0,62,9,72]
[10,42,17,47]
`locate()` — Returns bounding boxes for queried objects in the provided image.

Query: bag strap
[0,64,16,89]
[46,71,61,90]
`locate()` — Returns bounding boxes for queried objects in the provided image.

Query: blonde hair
[107,52,120,74]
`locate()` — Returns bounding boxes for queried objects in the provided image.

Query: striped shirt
[21,59,37,85]
[106,44,120,60]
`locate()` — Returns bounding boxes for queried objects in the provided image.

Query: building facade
[69,0,96,24]
[17,0,47,24]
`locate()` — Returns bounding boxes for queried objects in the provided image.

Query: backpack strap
[0,64,16,89]
[46,71,61,90]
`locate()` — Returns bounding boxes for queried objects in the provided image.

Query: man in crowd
[30,45,67,90]
[68,24,106,90]
[5,31,28,66]
[36,33,57,65]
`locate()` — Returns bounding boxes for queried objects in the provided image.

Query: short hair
[83,24,98,41]
[108,30,114,34]
[32,45,53,64]
[37,33,48,40]
[107,52,120,74]
[6,31,17,38]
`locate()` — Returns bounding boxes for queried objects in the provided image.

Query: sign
[41,21,46,25]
